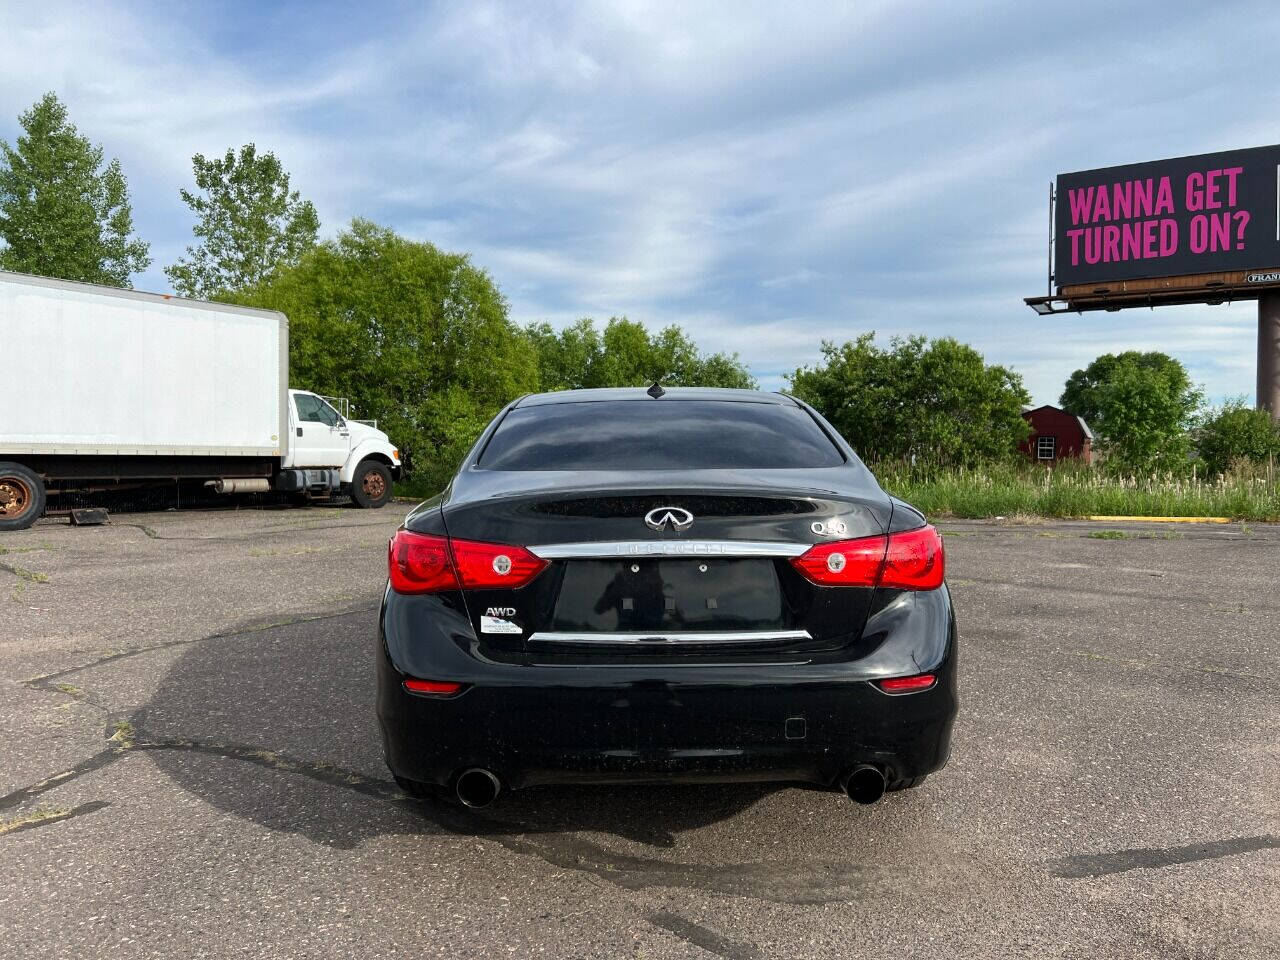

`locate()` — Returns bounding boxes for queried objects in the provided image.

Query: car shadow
[138,608,778,850]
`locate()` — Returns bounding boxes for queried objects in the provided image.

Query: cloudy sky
[1,0,1274,403]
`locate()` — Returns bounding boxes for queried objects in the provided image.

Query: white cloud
[1,0,1277,408]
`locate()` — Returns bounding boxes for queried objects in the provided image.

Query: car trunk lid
[434,474,892,663]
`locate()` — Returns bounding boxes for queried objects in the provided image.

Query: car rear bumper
[376,585,958,791]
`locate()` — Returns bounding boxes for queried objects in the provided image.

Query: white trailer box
[1,271,401,531]
[1,271,288,456]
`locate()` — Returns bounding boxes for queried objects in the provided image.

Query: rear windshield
[478,400,845,471]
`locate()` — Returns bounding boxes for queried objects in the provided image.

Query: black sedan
[377,387,957,809]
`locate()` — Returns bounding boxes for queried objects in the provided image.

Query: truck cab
[283,390,402,508]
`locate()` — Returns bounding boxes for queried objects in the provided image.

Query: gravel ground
[0,505,1276,959]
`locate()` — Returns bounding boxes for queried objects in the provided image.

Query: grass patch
[874,460,1280,521]
[0,561,48,583]
[392,458,1279,521]
[1087,529,1130,540]
[0,806,72,836]
[0,543,49,556]
[108,720,135,749]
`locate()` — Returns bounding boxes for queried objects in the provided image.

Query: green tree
[1059,352,1202,473]
[1195,399,1280,475]
[166,144,319,299]
[787,333,1030,466]
[236,219,538,492]
[525,317,755,390]
[0,92,150,286]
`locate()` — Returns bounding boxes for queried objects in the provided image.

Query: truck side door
[288,392,351,467]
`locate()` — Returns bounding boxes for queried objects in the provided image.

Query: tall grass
[872,459,1280,521]
[395,456,1279,520]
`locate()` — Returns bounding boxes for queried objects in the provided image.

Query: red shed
[1020,405,1094,465]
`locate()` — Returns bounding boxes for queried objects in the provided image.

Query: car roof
[513,387,795,407]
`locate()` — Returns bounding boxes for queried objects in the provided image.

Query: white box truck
[0,271,403,530]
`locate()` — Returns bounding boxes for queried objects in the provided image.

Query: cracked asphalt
[1,505,1277,959]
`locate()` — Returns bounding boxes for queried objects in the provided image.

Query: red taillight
[789,524,944,590]
[402,678,463,695]
[387,529,548,594]
[876,673,937,694]
[880,525,945,590]
[388,530,459,594]
[449,537,548,590]
[789,534,888,586]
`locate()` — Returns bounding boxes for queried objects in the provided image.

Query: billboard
[1055,145,1280,287]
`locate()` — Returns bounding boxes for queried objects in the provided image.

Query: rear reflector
[876,673,937,694]
[789,524,944,590]
[402,678,464,695]
[388,529,548,594]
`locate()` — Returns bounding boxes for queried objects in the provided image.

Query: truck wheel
[0,462,45,531]
[351,460,393,509]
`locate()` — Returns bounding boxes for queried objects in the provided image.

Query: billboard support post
[1259,292,1280,417]
[1047,181,1054,296]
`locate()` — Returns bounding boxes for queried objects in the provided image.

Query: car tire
[351,460,393,509]
[0,462,45,531]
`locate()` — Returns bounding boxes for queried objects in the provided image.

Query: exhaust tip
[455,767,501,809]
[842,764,886,805]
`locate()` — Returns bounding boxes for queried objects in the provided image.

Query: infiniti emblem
[644,506,694,532]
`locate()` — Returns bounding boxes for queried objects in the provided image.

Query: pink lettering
[1204,169,1223,210]
[1185,171,1204,211]
[1112,181,1132,220]
[1103,224,1121,262]
[1121,221,1141,259]
[1190,215,1207,253]
[1092,187,1112,222]
[1133,179,1153,217]
[1210,211,1230,249]
[1067,228,1084,265]
[1222,166,1242,206]
[1068,188,1094,225]
[1142,220,1159,258]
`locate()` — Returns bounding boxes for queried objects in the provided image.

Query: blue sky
[1,0,1274,403]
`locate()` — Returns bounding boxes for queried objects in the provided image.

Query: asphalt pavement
[1,504,1276,959]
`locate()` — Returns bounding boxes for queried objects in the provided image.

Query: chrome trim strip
[527,629,813,646]
[529,660,812,668]
[527,540,809,559]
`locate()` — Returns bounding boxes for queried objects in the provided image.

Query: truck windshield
[295,394,340,427]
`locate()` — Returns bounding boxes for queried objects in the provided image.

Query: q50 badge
[810,519,848,537]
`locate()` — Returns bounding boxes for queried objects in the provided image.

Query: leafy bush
[788,334,1030,467]
[235,219,539,494]
[1195,399,1280,476]
[526,317,754,390]
[1060,352,1202,474]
